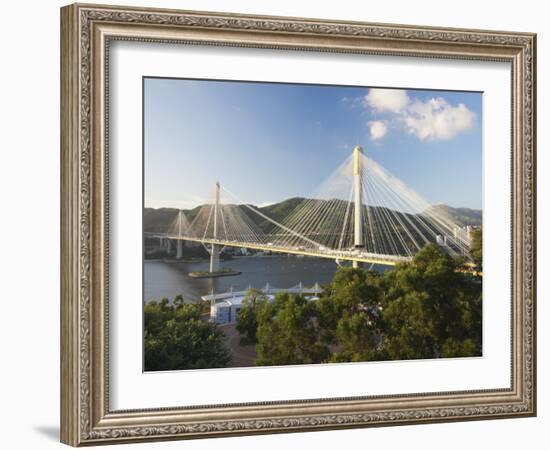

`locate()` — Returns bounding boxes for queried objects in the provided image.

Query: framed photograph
[60,3,536,446]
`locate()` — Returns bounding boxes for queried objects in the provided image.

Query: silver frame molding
[60,3,536,446]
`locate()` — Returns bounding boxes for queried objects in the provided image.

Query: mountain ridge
[144,198,481,234]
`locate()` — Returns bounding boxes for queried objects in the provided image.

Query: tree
[144,300,231,371]
[255,293,329,366]
[173,294,185,307]
[235,289,268,344]
[470,227,482,268]
[380,244,482,360]
[316,267,382,346]
[378,291,434,360]
[217,244,482,367]
[315,267,384,362]
[334,310,381,362]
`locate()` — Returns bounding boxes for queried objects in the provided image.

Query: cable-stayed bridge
[158,146,474,272]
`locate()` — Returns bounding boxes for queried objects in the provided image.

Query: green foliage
[380,244,482,360]
[256,198,305,233]
[379,291,434,359]
[316,268,382,350]
[235,289,268,344]
[143,208,179,233]
[144,246,482,370]
[144,299,231,371]
[235,243,482,366]
[470,227,482,267]
[335,311,380,361]
[255,293,330,366]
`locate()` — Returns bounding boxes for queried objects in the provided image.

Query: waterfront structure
[204,283,323,325]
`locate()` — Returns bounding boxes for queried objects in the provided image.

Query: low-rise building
[203,283,323,325]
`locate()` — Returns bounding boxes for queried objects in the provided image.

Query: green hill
[143,199,481,234]
[143,208,179,233]
[144,198,307,234]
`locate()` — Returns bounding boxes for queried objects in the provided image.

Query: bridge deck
[167,235,410,266]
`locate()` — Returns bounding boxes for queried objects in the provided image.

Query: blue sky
[144,78,482,210]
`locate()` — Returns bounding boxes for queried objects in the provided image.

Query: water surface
[144,256,388,302]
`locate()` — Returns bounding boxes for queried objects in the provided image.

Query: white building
[203,283,323,325]
[209,293,275,324]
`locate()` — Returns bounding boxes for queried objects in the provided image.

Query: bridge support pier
[176,209,185,259]
[209,244,220,272]
[209,182,221,272]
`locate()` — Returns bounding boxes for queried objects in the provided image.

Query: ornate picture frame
[60,3,536,446]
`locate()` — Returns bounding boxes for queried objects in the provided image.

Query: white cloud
[402,98,476,141]
[368,120,388,140]
[359,89,476,142]
[364,88,410,113]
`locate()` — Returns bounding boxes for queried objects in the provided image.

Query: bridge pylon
[176,210,184,259]
[209,181,221,272]
[353,145,364,269]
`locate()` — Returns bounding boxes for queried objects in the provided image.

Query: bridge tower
[209,181,221,272]
[353,145,364,268]
[176,210,184,259]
